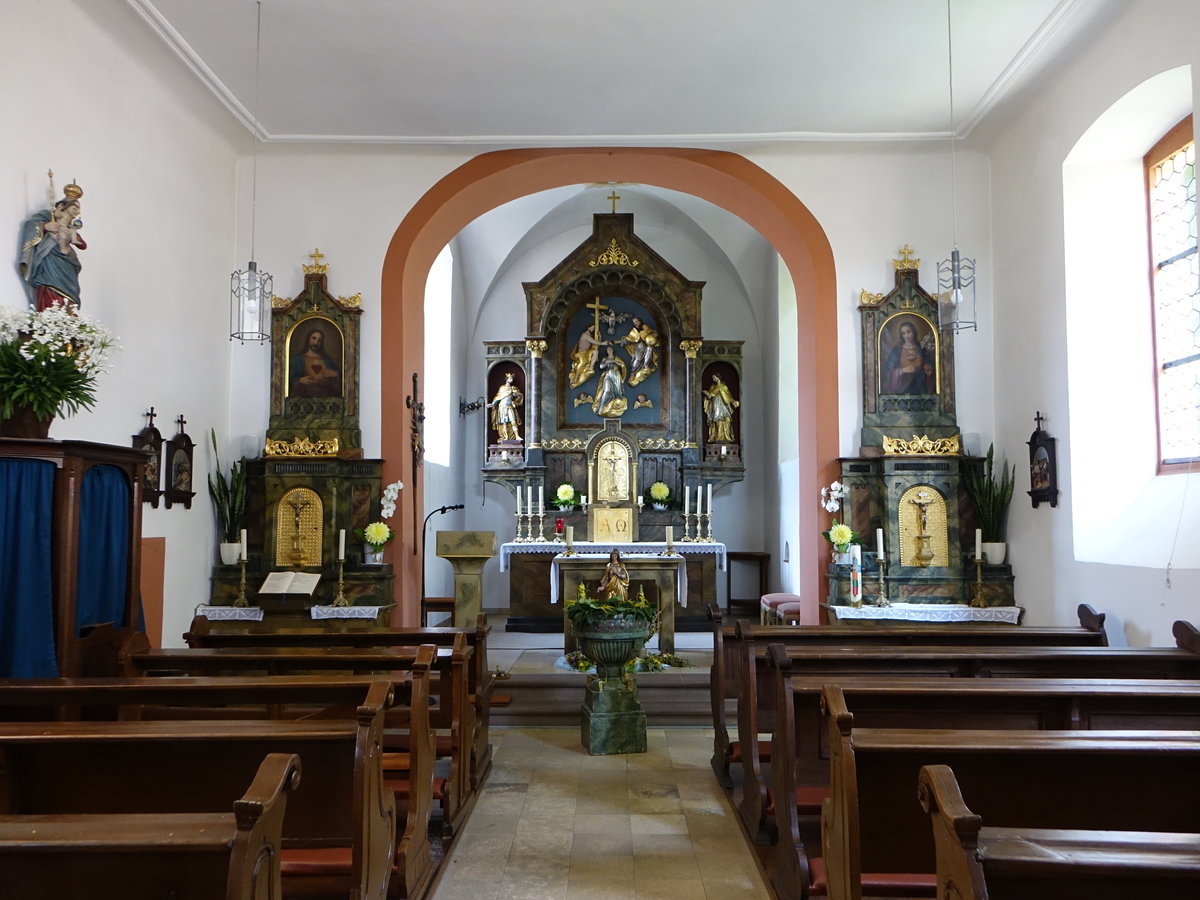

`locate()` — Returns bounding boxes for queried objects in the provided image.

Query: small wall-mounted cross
[607,191,621,213]
[1034,410,1045,430]
[307,248,326,268]
[175,414,187,434]
[145,406,157,428]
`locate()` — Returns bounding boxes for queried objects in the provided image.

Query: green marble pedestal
[580,678,647,755]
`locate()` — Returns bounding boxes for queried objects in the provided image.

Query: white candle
[527,486,533,513]
[565,525,574,549]
[666,526,674,551]
[637,496,644,509]
[720,445,727,457]
[240,528,247,562]
[876,528,884,559]
[516,489,522,515]
[707,483,713,516]
[580,495,587,508]
[850,544,862,605]
[684,485,690,516]
[338,528,346,561]
[975,528,982,561]
[538,486,544,516]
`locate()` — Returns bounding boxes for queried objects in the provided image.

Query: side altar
[827,247,1016,616]
[209,254,394,625]
[476,210,746,624]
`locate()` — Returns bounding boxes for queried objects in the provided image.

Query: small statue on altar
[488,372,523,442]
[598,549,630,603]
[703,374,739,443]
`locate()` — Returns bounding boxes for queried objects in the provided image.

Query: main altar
[481,210,745,630]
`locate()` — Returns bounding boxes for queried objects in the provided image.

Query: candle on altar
[555,517,564,534]
[565,526,574,549]
[666,526,674,552]
[975,529,982,561]
[706,483,713,516]
[849,544,862,605]
[580,495,587,509]
[526,486,533,514]
[637,496,644,509]
[684,486,690,516]
[240,529,247,562]
[875,528,884,559]
[516,489,522,516]
[338,529,346,561]
[538,486,544,516]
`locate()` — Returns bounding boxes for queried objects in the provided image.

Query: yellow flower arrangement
[357,521,394,551]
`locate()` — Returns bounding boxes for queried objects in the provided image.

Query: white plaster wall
[2,0,243,648]
[985,0,1200,644]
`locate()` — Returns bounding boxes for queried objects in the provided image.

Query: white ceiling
[129,0,1115,145]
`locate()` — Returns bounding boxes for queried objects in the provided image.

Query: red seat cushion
[386,775,447,802]
[726,739,772,764]
[765,785,829,816]
[807,856,937,897]
[280,847,352,875]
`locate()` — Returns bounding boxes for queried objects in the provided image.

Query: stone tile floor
[429,726,771,900]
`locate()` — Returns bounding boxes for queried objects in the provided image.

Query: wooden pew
[0,668,433,900]
[763,655,1200,897]
[0,752,300,900]
[184,613,495,792]
[918,764,1200,900]
[805,685,1200,900]
[120,637,475,838]
[710,603,1109,787]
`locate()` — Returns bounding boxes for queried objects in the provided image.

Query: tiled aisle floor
[430,726,772,900]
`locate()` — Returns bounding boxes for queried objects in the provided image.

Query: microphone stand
[421,503,465,626]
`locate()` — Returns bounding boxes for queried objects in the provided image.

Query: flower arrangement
[646,480,672,507]
[565,583,658,631]
[356,479,404,551]
[819,480,860,553]
[554,482,578,509]
[0,300,118,421]
[563,649,690,673]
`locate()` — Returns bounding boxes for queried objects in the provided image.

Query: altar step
[489,670,712,727]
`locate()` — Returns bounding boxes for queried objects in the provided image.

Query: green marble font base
[580,678,647,756]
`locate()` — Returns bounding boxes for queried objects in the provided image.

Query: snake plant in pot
[963,443,1015,565]
[207,430,247,565]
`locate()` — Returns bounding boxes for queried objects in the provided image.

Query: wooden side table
[726,551,769,615]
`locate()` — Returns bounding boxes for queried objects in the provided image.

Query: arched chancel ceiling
[381,147,839,625]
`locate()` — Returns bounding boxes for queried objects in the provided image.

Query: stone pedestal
[580,679,647,755]
[434,531,497,626]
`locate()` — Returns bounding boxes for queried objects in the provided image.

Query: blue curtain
[0,459,59,677]
[75,464,132,635]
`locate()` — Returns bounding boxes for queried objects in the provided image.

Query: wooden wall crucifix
[405,372,425,554]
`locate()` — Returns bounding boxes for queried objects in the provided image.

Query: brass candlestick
[875,555,890,607]
[234,555,249,607]
[969,557,986,607]
[332,559,349,607]
[680,511,696,542]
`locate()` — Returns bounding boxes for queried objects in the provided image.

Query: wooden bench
[763,657,1200,897]
[0,668,433,899]
[918,763,1200,900]
[185,614,495,794]
[0,752,300,900]
[123,635,476,838]
[719,609,1140,841]
[805,685,1200,900]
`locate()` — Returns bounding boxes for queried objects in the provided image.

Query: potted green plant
[553,482,578,510]
[963,443,1015,565]
[0,301,118,437]
[207,430,247,565]
[645,480,672,510]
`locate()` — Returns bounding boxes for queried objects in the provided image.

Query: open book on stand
[258,571,321,595]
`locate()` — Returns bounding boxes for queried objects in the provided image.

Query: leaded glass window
[1147,117,1199,470]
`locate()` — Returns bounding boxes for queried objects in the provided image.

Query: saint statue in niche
[703,374,739,443]
[488,371,523,442]
[288,320,343,398]
[592,346,628,417]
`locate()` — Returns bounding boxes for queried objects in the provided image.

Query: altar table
[825,602,1024,625]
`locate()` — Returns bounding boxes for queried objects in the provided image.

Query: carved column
[681,340,702,449]
[526,339,546,449]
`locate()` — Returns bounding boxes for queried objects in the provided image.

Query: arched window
[1146,115,1198,471]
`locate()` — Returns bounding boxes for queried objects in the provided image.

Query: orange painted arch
[381,147,840,625]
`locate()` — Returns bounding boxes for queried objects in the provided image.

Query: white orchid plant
[357,479,404,551]
[819,480,860,553]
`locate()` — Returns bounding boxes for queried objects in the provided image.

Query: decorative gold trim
[587,238,639,268]
[337,293,362,309]
[265,436,341,457]
[542,438,589,451]
[639,438,687,450]
[893,244,920,270]
[271,294,291,308]
[882,434,961,456]
[303,248,329,275]
[860,289,885,307]
[526,339,547,358]
[680,340,702,359]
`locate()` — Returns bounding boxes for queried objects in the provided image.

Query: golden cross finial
[607,191,621,214]
[897,244,916,265]
[308,248,326,267]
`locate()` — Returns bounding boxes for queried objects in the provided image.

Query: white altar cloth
[828,602,1023,624]
[310,605,384,620]
[500,540,726,572]
[194,604,264,622]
